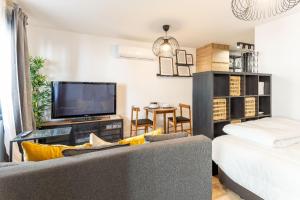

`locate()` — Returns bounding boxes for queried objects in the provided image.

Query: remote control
[20,130,33,138]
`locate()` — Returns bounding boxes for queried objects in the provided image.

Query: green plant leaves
[30,56,50,128]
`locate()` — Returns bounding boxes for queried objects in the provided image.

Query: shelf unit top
[193,71,272,76]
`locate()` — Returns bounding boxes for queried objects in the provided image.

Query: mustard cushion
[144,128,163,136]
[21,142,91,161]
[118,128,163,146]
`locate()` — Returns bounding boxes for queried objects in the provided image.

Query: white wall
[27,26,195,136]
[255,12,300,120]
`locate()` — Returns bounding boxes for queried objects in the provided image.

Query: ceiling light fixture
[231,0,300,21]
[152,25,179,57]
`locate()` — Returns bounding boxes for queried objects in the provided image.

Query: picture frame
[176,49,187,65]
[159,56,174,76]
[177,66,191,77]
[186,54,194,65]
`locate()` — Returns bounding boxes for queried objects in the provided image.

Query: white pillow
[89,133,112,147]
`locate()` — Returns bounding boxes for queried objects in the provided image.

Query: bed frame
[218,168,263,200]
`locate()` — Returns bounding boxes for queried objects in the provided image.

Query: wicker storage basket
[231,119,242,124]
[230,76,241,96]
[213,98,227,121]
[245,97,256,117]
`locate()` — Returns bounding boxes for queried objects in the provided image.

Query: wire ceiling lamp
[232,0,300,21]
[152,25,179,57]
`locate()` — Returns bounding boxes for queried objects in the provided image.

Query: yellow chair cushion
[118,128,163,146]
[21,141,91,161]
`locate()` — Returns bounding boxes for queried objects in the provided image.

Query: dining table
[144,106,177,134]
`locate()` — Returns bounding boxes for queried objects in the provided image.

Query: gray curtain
[0,107,6,161]
[8,3,35,134]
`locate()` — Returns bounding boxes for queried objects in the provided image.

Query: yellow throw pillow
[118,128,163,146]
[119,134,145,146]
[90,133,112,147]
[144,128,163,136]
[21,142,91,161]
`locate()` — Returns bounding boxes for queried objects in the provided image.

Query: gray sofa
[0,135,211,200]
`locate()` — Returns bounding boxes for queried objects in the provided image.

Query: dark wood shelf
[213,119,230,123]
[258,94,270,97]
[156,74,192,78]
[175,63,193,67]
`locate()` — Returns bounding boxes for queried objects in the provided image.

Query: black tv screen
[51,82,116,118]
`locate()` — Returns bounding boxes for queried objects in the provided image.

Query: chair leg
[181,123,183,132]
[167,121,169,133]
[144,126,147,133]
[135,125,138,136]
[189,121,192,135]
[130,123,133,137]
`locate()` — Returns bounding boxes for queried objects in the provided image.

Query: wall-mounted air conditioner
[116,45,155,61]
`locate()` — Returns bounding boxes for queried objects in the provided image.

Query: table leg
[153,111,157,130]
[163,113,166,134]
[9,141,13,162]
[173,111,177,133]
[146,110,149,132]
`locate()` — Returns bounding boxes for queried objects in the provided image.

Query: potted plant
[29,57,51,128]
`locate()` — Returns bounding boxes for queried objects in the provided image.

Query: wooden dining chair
[130,106,153,137]
[167,103,192,135]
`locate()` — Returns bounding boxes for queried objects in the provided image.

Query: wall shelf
[156,74,192,78]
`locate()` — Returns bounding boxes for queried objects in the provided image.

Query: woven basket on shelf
[230,76,241,96]
[245,97,256,117]
[213,98,227,121]
[231,119,242,124]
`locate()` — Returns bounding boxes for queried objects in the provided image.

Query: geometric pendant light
[152,25,180,57]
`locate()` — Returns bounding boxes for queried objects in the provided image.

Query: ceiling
[17,0,300,48]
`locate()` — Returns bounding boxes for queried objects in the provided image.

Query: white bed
[213,117,300,200]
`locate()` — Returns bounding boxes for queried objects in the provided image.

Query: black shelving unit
[193,71,272,175]
[193,71,272,139]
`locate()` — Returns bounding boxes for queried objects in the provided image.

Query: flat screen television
[51,81,116,118]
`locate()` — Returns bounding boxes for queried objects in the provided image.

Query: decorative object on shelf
[158,56,174,76]
[175,49,187,65]
[186,54,194,65]
[245,97,256,117]
[229,55,242,72]
[213,98,227,121]
[152,25,180,57]
[196,43,230,72]
[231,0,300,21]
[29,56,51,128]
[178,66,191,77]
[231,119,241,124]
[258,82,265,95]
[230,76,241,96]
[237,42,259,73]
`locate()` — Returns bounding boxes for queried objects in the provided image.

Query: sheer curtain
[0,0,34,161]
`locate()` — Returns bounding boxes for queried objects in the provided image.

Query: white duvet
[223,117,300,147]
[213,135,300,200]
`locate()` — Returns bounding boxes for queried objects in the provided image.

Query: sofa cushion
[118,128,163,146]
[90,133,112,147]
[62,144,128,157]
[145,132,188,142]
[21,142,91,161]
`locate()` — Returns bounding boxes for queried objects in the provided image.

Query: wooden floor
[212,176,242,200]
